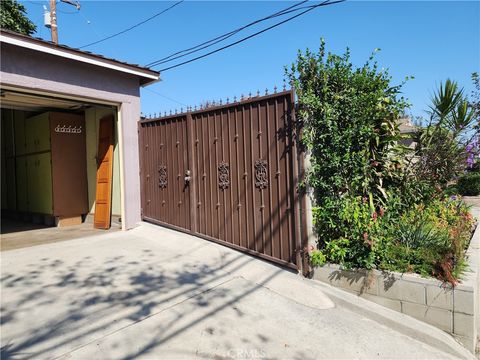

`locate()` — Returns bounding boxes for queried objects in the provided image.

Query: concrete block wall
[313,217,479,354]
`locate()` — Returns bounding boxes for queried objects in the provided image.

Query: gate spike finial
[274,85,277,93]
[240,94,244,101]
[256,90,260,97]
[219,99,222,105]
[226,97,229,104]
[169,110,172,115]
[154,112,157,118]
[234,95,237,102]
[180,107,183,113]
[194,105,197,111]
[248,92,252,98]
[265,88,268,95]
[283,79,286,91]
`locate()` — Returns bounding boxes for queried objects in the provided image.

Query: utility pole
[45,0,80,44]
[49,0,58,44]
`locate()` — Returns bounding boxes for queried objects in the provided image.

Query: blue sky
[22,1,480,118]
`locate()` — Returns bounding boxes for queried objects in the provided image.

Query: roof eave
[0,30,160,83]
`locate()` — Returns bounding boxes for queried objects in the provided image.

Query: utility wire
[79,0,184,49]
[153,0,344,72]
[150,4,322,67]
[145,0,309,67]
[143,87,188,107]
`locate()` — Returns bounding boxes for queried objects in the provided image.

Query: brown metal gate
[139,90,306,272]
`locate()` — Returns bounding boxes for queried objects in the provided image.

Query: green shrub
[288,41,476,285]
[457,173,480,195]
[380,198,474,284]
[310,250,326,267]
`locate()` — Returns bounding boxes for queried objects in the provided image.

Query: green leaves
[286,40,409,207]
[0,0,36,36]
[429,79,464,123]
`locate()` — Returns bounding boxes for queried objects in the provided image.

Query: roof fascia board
[1,34,159,81]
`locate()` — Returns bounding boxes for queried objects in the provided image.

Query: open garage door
[0,89,120,250]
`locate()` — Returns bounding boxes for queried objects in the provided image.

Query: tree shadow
[0,240,284,359]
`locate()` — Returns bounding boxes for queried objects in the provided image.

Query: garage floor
[1,218,120,251]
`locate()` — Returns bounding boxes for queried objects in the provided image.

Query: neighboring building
[0,29,160,231]
[398,117,418,149]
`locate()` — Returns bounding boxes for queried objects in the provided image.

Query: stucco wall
[1,43,143,229]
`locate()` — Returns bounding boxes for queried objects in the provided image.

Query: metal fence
[139,90,307,272]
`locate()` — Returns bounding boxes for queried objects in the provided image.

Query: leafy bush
[310,250,326,267]
[411,80,478,187]
[457,173,480,196]
[287,41,476,285]
[381,198,474,284]
[285,40,410,207]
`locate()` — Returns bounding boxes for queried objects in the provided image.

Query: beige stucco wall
[84,106,121,216]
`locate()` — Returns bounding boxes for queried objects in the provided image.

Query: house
[0,29,160,233]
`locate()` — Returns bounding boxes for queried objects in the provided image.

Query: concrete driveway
[0,223,474,359]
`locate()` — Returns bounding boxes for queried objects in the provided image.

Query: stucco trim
[116,106,127,231]
[1,34,159,82]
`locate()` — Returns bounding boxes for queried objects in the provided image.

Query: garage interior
[1,89,122,250]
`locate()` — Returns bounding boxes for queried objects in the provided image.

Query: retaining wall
[312,218,479,354]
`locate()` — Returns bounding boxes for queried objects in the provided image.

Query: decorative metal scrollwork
[158,165,167,188]
[218,161,230,190]
[254,159,268,189]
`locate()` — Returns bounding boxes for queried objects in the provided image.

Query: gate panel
[139,91,304,271]
[140,115,190,230]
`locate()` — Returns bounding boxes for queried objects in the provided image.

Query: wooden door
[94,115,114,229]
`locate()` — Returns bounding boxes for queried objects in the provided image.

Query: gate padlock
[184,170,191,184]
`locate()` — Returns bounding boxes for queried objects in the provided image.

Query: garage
[0,29,159,249]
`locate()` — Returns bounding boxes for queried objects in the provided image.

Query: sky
[22,0,480,119]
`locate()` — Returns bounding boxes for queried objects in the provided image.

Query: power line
[78,0,184,49]
[145,0,309,67]
[143,87,188,107]
[152,0,344,72]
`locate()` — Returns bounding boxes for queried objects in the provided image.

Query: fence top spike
[248,92,252,98]
[265,88,268,95]
[219,99,222,105]
[256,90,260,96]
[274,85,277,93]
[283,82,286,91]
[226,97,229,104]
[180,107,183,113]
[169,110,172,115]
